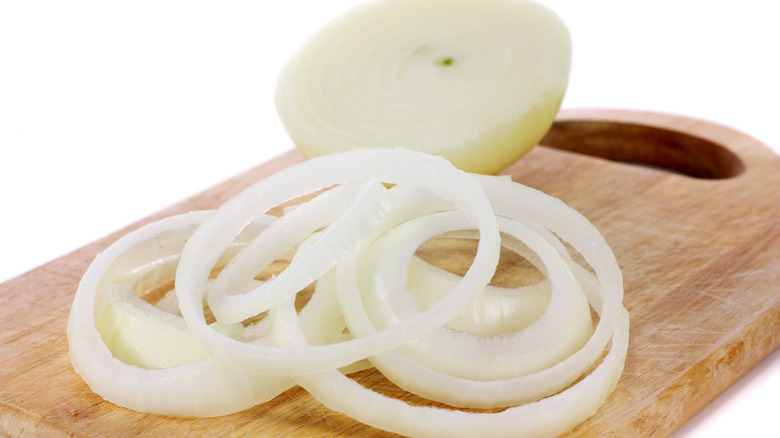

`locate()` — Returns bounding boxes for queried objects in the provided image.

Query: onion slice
[291,309,628,438]
[275,175,628,435]
[67,147,628,436]
[348,211,593,383]
[207,178,393,324]
[173,148,501,376]
[67,211,293,417]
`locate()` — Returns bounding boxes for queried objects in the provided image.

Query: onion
[67,148,628,437]
[207,178,394,325]
[67,211,293,417]
[347,211,593,383]
[275,0,571,174]
[173,148,501,376]
[280,177,628,436]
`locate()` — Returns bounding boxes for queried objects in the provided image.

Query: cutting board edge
[605,301,780,437]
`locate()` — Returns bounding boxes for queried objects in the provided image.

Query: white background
[1,1,778,436]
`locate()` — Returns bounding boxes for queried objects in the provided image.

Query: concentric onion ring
[207,178,394,324]
[67,148,628,437]
[274,176,628,436]
[67,211,293,417]
[351,212,593,382]
[174,148,502,376]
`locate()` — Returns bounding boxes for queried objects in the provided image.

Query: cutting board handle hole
[540,120,745,179]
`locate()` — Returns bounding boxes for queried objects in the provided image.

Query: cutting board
[1,108,779,437]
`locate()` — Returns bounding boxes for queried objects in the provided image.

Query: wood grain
[1,109,778,437]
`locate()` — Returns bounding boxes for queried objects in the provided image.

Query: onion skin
[275,0,571,174]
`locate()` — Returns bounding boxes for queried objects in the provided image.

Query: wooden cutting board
[1,108,779,437]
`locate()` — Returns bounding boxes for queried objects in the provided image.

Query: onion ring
[174,148,501,376]
[68,148,628,436]
[67,211,293,417]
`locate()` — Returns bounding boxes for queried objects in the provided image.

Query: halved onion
[275,0,572,174]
